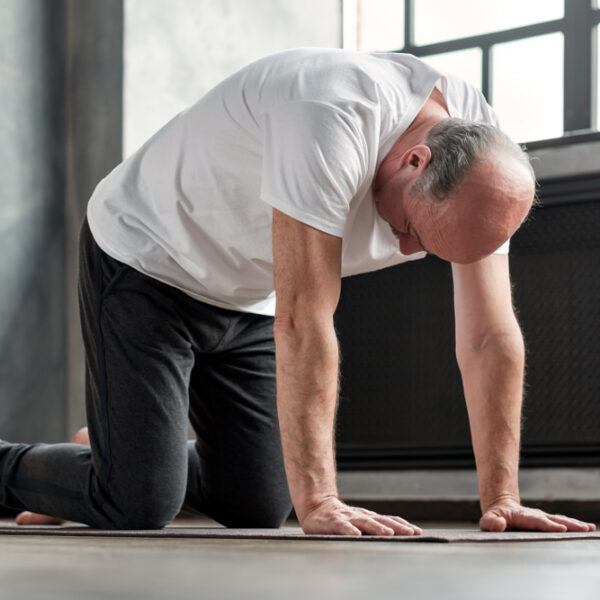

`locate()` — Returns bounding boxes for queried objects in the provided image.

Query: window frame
[394,0,600,141]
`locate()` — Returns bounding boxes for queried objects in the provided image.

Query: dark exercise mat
[0,523,599,543]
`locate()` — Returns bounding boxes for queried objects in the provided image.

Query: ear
[401,145,432,171]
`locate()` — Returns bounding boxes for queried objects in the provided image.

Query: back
[86,49,455,315]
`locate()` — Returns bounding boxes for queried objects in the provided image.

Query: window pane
[420,48,482,90]
[357,0,404,51]
[414,0,563,46]
[491,33,563,142]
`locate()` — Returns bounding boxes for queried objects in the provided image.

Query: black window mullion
[481,45,491,102]
[403,0,415,54]
[563,0,594,131]
[402,20,562,57]
[392,0,600,138]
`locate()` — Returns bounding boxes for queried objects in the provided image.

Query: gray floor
[1,518,599,600]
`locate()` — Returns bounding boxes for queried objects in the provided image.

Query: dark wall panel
[335,198,600,469]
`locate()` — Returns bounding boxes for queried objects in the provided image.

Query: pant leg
[182,310,292,528]
[0,218,194,529]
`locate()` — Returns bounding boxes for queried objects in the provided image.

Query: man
[1,48,595,535]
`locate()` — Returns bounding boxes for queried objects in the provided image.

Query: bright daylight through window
[412,0,563,45]
[344,0,599,142]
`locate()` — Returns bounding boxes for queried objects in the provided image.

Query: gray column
[63,0,123,436]
[0,0,122,443]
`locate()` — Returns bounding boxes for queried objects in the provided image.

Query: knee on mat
[109,494,184,530]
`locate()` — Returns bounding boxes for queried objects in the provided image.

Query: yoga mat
[0,523,599,543]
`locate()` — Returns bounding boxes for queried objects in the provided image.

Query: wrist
[476,462,520,513]
[481,492,521,514]
[295,493,339,524]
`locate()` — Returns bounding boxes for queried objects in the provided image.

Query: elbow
[273,308,338,359]
[274,304,334,339]
[456,329,525,372]
[273,310,305,340]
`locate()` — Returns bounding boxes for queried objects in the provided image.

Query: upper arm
[272,208,342,326]
[451,254,522,354]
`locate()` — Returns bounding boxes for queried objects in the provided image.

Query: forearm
[274,315,340,523]
[458,330,525,512]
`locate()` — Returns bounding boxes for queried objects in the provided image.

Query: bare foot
[15,511,65,526]
[15,427,90,526]
[70,427,90,446]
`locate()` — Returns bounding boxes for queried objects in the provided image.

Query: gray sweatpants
[0,218,291,529]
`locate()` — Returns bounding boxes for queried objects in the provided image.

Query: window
[344,0,600,143]
[491,33,563,142]
[419,48,481,91]
[413,0,563,46]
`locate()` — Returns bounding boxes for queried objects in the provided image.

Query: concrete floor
[1,519,599,600]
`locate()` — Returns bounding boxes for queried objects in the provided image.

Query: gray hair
[412,118,535,201]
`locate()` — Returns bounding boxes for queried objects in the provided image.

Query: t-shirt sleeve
[260,101,369,237]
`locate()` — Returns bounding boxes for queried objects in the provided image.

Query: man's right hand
[300,497,423,536]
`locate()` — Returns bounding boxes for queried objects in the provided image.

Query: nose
[398,232,424,255]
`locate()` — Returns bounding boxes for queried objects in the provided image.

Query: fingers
[492,506,566,532]
[545,514,596,532]
[509,508,597,532]
[377,515,423,536]
[514,511,568,532]
[349,507,422,536]
[324,514,421,537]
[301,499,422,537]
[350,516,395,536]
[481,505,597,533]
[350,516,418,536]
[335,520,363,537]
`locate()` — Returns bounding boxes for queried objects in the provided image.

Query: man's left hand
[480,499,596,532]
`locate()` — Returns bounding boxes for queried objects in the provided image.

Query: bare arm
[272,209,421,536]
[453,254,594,532]
[453,254,524,510]
[272,208,342,520]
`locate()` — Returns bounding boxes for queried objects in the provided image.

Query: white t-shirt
[87,48,505,316]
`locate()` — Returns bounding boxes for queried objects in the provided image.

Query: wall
[124,0,341,156]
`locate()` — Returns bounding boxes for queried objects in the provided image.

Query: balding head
[423,155,535,263]
[403,120,536,263]
[412,118,535,201]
